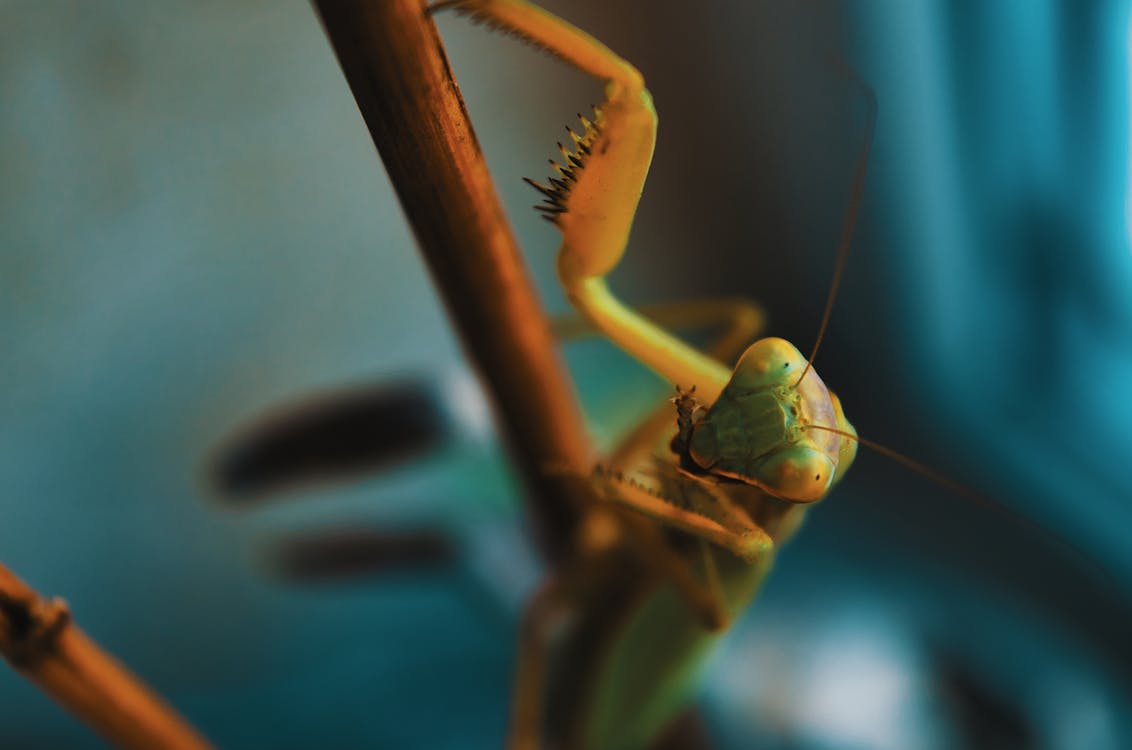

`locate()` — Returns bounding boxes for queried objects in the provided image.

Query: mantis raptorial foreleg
[551,298,765,369]
[434,0,732,401]
[588,467,773,564]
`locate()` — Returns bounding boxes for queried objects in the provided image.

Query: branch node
[0,592,71,669]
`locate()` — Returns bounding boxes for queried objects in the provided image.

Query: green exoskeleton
[432,1,869,747]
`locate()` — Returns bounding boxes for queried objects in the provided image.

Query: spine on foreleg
[553,91,657,285]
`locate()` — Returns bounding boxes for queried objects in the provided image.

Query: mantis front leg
[435,0,732,401]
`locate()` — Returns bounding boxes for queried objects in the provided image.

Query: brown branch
[0,563,214,750]
[311,0,594,559]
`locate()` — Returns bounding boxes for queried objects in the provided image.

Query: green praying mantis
[426,1,868,747]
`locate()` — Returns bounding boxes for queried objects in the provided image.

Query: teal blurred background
[2,1,1131,748]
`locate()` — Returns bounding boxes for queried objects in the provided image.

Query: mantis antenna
[805,423,1120,589]
[796,69,1115,591]
[795,67,878,388]
[789,66,1116,591]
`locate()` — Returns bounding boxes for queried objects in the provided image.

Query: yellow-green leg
[434,0,732,400]
[588,469,772,564]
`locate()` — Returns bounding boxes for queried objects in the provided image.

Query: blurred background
[2,1,1131,748]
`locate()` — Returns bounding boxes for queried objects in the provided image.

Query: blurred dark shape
[932,647,1038,750]
[268,526,456,583]
[210,380,447,502]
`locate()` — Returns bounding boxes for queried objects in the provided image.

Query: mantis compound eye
[686,337,850,503]
[755,448,837,503]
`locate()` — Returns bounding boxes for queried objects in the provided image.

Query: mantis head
[676,338,857,503]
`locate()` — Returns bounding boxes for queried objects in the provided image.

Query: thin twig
[0,563,213,750]
[311,0,594,559]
